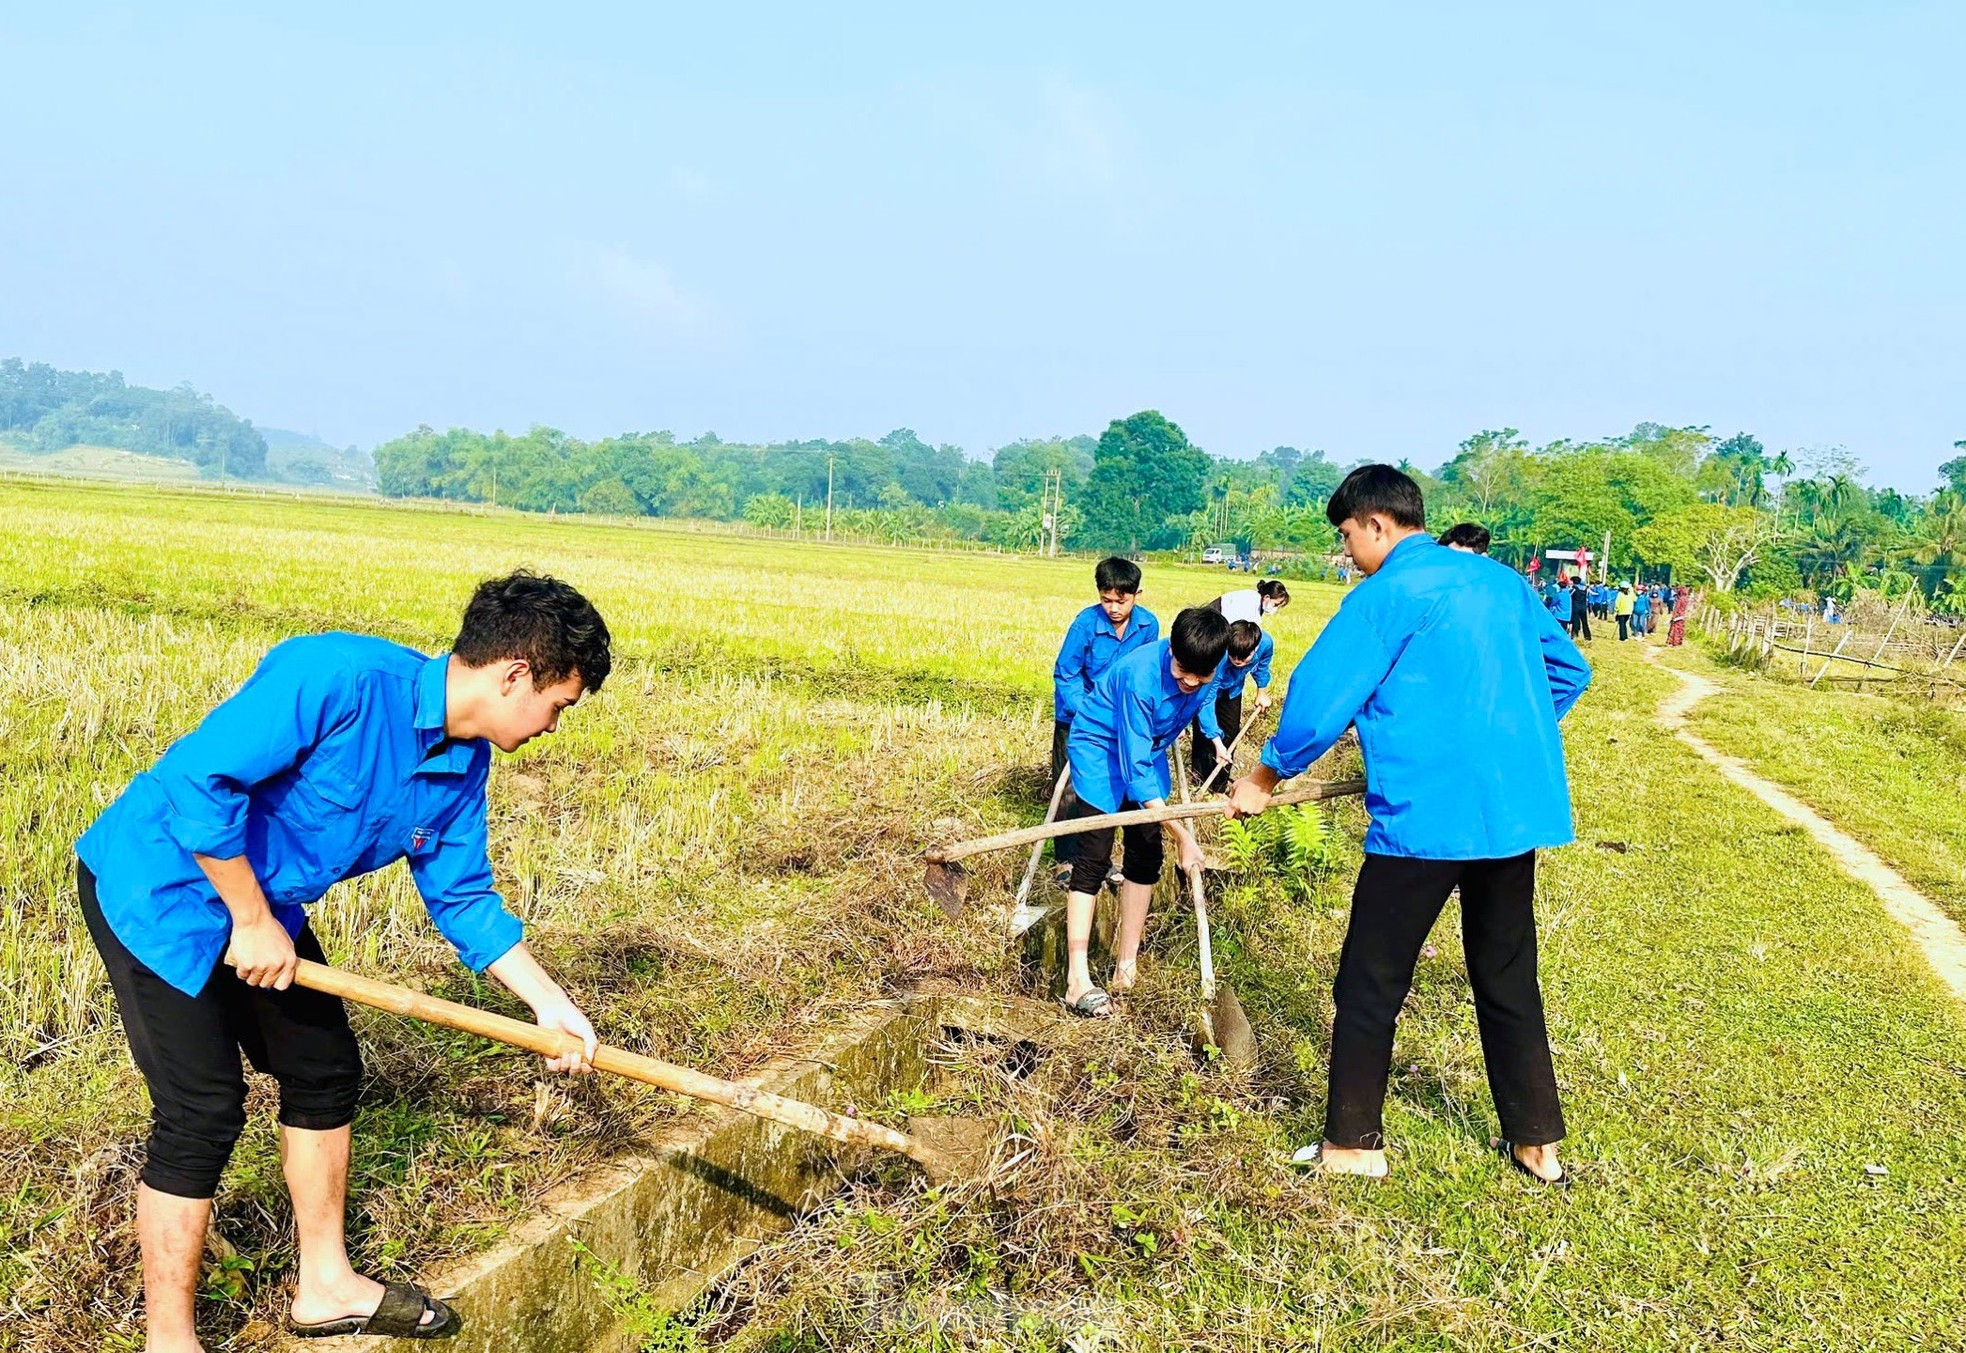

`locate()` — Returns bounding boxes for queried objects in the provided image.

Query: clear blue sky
[2,3,1960,489]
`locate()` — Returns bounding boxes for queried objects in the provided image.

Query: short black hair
[455,570,613,692]
[1226,619,1263,661]
[1094,556,1142,594]
[1325,464,1426,530]
[1256,579,1290,605]
[1438,522,1491,552]
[1169,606,1230,678]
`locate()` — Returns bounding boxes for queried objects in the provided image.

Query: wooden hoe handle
[289,959,949,1173]
[926,776,1368,864]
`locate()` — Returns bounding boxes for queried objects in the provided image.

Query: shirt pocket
[280,756,366,830]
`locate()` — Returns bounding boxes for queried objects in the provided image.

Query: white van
[1201,545,1227,564]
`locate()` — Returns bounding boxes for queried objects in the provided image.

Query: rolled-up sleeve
[408,769,524,971]
[152,642,357,860]
[1260,598,1393,780]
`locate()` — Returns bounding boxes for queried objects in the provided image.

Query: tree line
[0,359,267,477]
[373,412,1963,611]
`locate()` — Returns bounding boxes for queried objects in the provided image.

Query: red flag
[1526,555,1541,573]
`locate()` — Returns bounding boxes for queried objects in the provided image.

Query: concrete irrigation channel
[284,991,1055,1353]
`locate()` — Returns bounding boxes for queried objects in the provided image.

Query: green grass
[1660,642,1966,927]
[701,640,1966,1351]
[5,480,1966,1350]
[0,478,1334,1351]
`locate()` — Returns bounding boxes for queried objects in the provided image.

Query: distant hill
[0,358,266,476]
[0,358,374,490]
[261,428,377,490]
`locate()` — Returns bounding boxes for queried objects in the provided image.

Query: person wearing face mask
[1229,466,1590,1187]
[1210,578,1290,626]
[1057,607,1230,1018]
[73,571,611,1349]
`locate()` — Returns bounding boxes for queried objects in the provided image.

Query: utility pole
[795,494,803,534]
[825,454,835,542]
[1041,467,1062,557]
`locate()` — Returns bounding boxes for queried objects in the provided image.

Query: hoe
[924,775,1366,918]
[274,959,964,1178]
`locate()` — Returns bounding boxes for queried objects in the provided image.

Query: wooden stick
[927,777,1368,864]
[286,959,950,1173]
[1010,765,1073,912]
[1810,629,1853,688]
[1195,703,1268,797]
[1859,595,1911,694]
[1939,631,1966,675]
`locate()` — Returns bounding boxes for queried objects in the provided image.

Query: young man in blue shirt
[76,572,613,1348]
[1050,557,1160,882]
[1060,607,1230,1017]
[1189,619,1274,791]
[1230,467,1591,1184]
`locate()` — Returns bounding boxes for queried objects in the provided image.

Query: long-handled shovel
[926,776,1367,917]
[282,958,959,1179]
[1185,862,1257,1070]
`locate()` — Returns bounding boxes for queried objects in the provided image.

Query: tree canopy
[0,358,267,476]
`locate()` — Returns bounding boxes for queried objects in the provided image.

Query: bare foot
[1108,959,1139,994]
[1290,1142,1389,1177]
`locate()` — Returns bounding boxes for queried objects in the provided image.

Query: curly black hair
[454,571,613,691]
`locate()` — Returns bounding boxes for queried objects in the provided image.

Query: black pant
[1064,794,1163,895]
[79,862,363,1199]
[1568,608,1591,641]
[1616,614,1630,640]
[1186,693,1242,792]
[1325,852,1564,1150]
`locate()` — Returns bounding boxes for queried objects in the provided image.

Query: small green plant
[568,1235,702,1352]
[1216,804,1341,895]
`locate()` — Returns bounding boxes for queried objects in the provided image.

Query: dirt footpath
[1645,648,1966,1003]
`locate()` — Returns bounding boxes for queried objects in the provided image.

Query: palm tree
[1909,494,1966,595]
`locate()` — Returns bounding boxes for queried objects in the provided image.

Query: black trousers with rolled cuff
[78,861,363,1199]
[1324,851,1565,1151]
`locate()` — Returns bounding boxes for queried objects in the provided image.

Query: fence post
[1811,630,1853,689]
[1859,594,1913,695]
[1799,616,1813,679]
[1934,633,1966,676]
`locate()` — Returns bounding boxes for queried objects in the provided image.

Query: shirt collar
[1378,533,1435,573]
[414,653,477,775]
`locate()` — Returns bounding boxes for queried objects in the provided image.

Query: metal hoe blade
[925,858,970,918]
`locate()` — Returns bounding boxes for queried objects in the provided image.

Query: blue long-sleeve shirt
[1196,629,1275,740]
[1550,586,1573,622]
[1051,604,1161,722]
[1259,535,1591,860]
[1066,640,1213,813]
[76,633,525,996]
